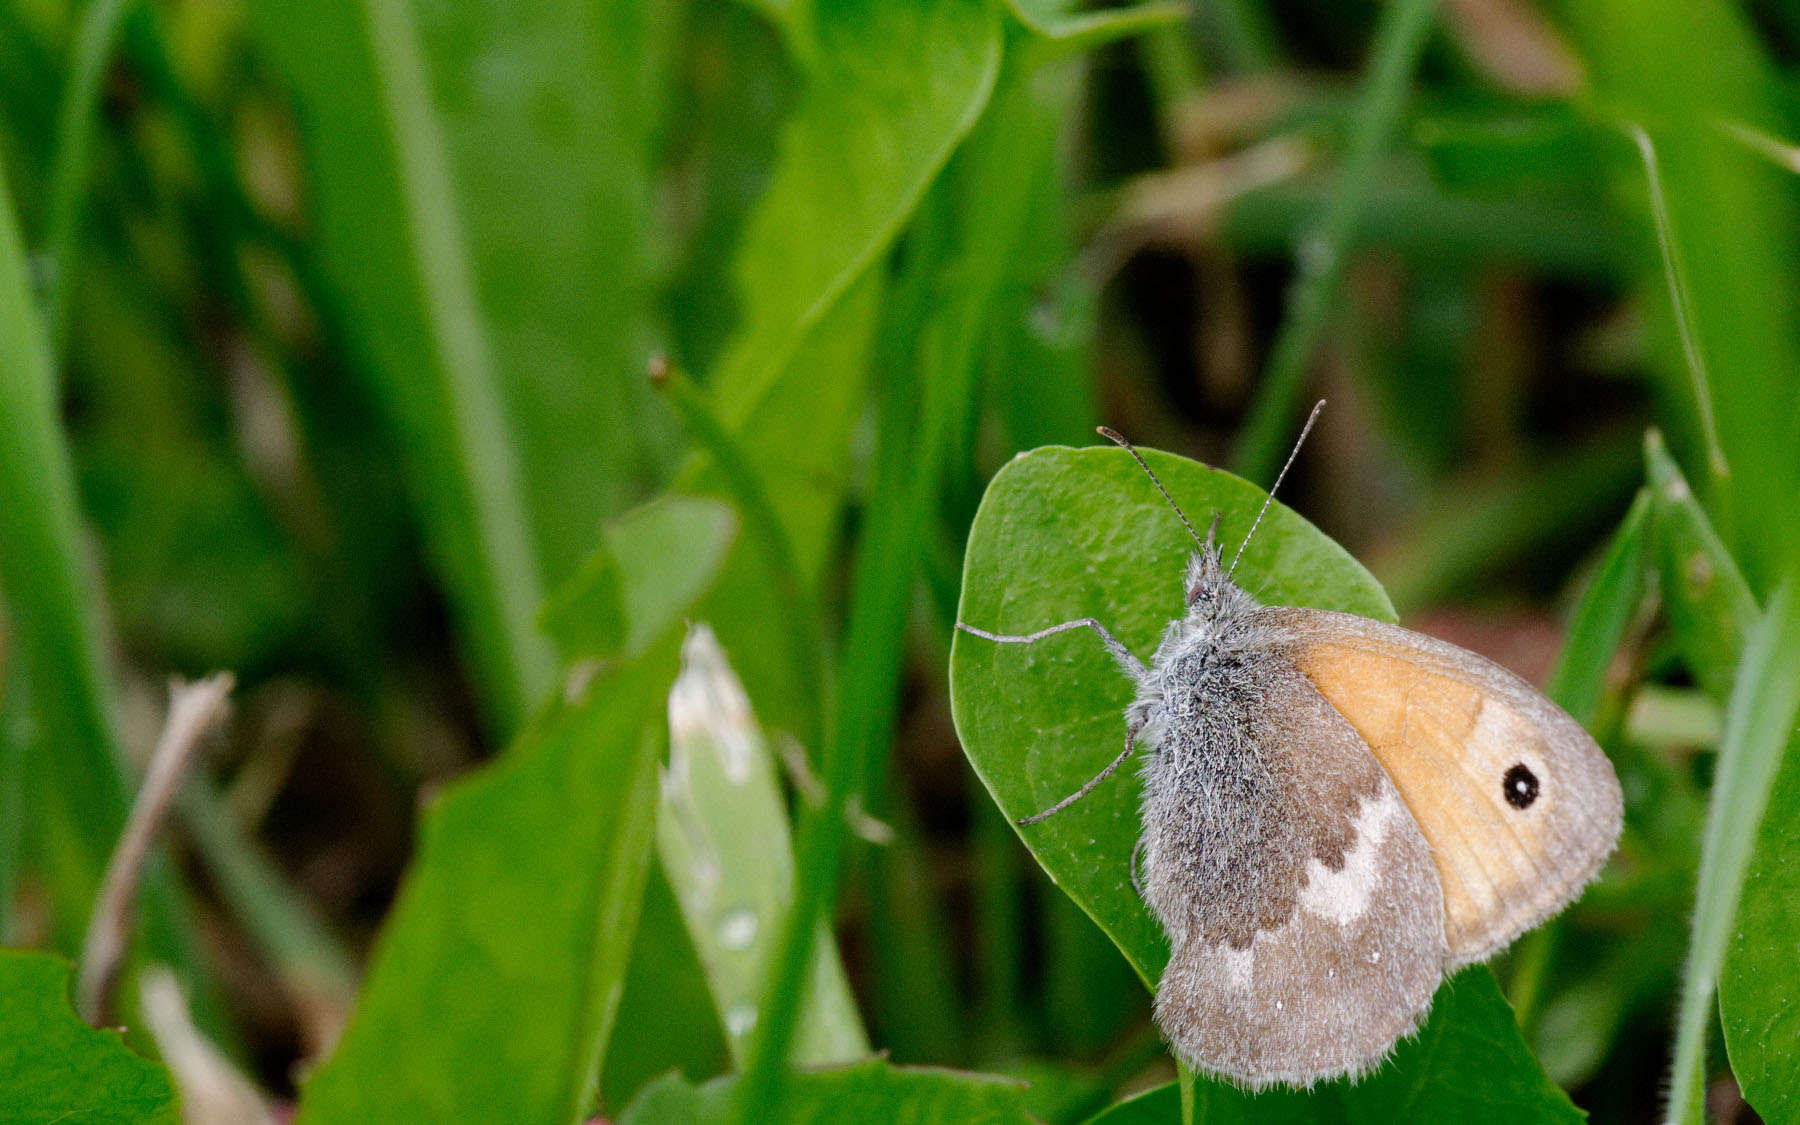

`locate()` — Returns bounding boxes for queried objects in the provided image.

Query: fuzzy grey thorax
[1137,544,1272,732]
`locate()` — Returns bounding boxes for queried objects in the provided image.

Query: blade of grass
[734,322,974,1121]
[0,153,199,984]
[40,0,135,359]
[1643,430,1759,702]
[1230,0,1438,482]
[250,0,557,734]
[1664,576,1800,1125]
[1545,487,1654,728]
[1622,124,1728,483]
[1510,487,1653,1029]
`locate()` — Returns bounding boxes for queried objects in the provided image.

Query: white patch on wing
[1216,943,1255,992]
[1297,788,1401,925]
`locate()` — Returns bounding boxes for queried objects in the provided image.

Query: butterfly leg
[1130,836,1148,901]
[955,618,1147,679]
[1016,718,1143,826]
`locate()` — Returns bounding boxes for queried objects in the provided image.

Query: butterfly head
[1183,516,1257,622]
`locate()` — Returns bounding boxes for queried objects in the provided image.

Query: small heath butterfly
[956,404,1622,1088]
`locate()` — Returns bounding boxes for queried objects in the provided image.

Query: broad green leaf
[296,500,738,1124]
[1666,579,1800,1125]
[618,1059,1034,1124]
[658,624,866,1066]
[295,651,671,1124]
[1080,972,1575,1124]
[0,950,177,1125]
[707,0,1001,427]
[1643,430,1758,701]
[1721,726,1800,1124]
[951,444,1575,1114]
[951,444,1392,981]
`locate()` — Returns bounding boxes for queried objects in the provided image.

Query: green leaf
[0,148,204,998]
[683,0,1002,744]
[1665,578,1800,1125]
[296,500,738,1125]
[0,950,177,1125]
[658,624,866,1066]
[1643,430,1759,701]
[543,496,741,665]
[248,0,676,732]
[1720,726,1800,1124]
[1563,0,1800,593]
[951,444,1392,982]
[1230,0,1438,483]
[0,138,128,955]
[706,0,1001,427]
[951,444,1576,1116]
[1545,487,1653,729]
[1081,973,1575,1124]
[618,1058,1035,1124]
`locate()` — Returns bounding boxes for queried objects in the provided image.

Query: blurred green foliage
[1,0,1799,1122]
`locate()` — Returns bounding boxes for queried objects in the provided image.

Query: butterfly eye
[1502,763,1539,810]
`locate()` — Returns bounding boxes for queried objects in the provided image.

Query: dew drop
[718,908,759,952]
[726,1003,758,1038]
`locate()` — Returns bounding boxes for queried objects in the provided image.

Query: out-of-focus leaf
[410,0,676,575]
[658,624,866,1066]
[1642,430,1758,701]
[1415,104,1598,196]
[294,649,671,1124]
[688,0,1002,737]
[1565,0,1800,594]
[250,0,677,732]
[1222,161,1622,278]
[1005,0,1184,57]
[706,0,1000,427]
[1664,578,1800,1125]
[1080,972,1575,1122]
[543,496,739,665]
[0,950,177,1125]
[0,157,202,994]
[601,864,731,1114]
[952,444,1576,1116]
[619,1059,1035,1125]
[296,499,738,1124]
[1721,726,1800,1124]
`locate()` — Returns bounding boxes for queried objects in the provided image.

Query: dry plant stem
[139,965,279,1125]
[78,673,235,1025]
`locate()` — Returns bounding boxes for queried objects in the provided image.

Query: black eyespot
[1503,763,1539,810]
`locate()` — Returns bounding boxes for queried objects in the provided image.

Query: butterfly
[955,405,1622,1088]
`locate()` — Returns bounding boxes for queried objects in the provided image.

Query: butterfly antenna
[1228,399,1324,579]
[1098,427,1205,552]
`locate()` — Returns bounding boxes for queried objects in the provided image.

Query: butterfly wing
[1263,606,1623,964]
[1142,655,1446,1087]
